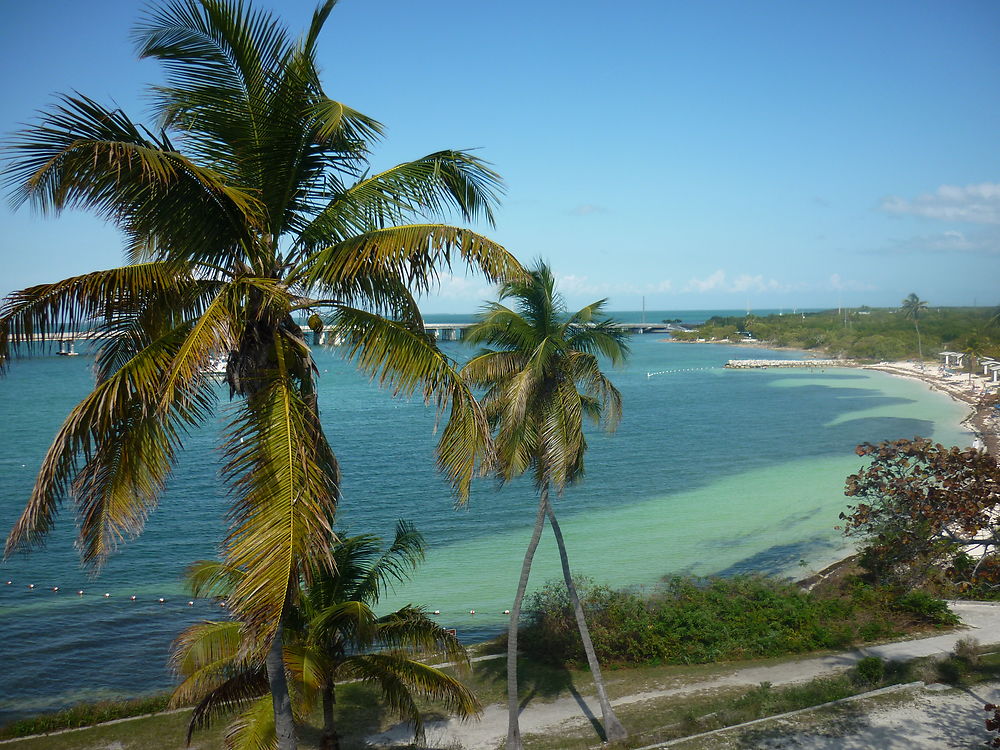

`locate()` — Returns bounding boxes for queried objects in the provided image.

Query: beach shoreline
[859,360,999,457]
[662,336,998,458]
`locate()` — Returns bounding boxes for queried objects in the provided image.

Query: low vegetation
[670,306,1000,361]
[519,574,957,668]
[0,695,171,740]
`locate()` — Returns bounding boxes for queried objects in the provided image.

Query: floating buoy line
[4,579,511,617]
[646,367,718,378]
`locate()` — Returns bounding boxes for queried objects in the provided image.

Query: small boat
[204,355,228,377]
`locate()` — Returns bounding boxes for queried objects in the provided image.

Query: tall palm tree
[172,522,478,750]
[900,293,928,360]
[461,262,630,749]
[0,2,519,747]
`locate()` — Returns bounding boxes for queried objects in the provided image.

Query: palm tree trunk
[914,320,923,360]
[321,683,339,750]
[507,489,549,750]
[545,500,627,743]
[267,622,297,750]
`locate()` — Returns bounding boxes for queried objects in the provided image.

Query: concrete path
[367,601,1000,749]
[677,680,1000,749]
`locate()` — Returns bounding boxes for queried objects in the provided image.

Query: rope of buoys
[3,586,526,619]
[646,367,717,377]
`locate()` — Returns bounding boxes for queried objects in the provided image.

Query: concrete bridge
[30,321,677,350]
[302,321,676,344]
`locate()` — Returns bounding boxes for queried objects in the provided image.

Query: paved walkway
[368,601,1000,749]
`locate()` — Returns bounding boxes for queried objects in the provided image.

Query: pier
[724,359,857,369]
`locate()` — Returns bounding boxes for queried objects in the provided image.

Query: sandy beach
[860,360,1000,457]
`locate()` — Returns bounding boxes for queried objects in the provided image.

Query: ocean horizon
[0,325,971,722]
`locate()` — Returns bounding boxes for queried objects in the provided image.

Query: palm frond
[565,319,630,365]
[375,605,469,665]
[536,377,586,489]
[303,272,424,326]
[222,693,276,750]
[462,302,540,353]
[310,96,383,150]
[170,619,247,703]
[465,261,628,491]
[91,278,225,383]
[567,352,623,431]
[346,520,426,606]
[460,350,528,389]
[222,335,339,647]
[159,276,297,405]
[343,652,481,742]
[331,306,494,499]
[4,322,215,564]
[185,559,245,599]
[296,151,504,255]
[4,93,260,267]
[299,224,520,297]
[310,600,378,649]
[0,263,199,369]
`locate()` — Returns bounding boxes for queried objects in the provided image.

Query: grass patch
[0,682,400,750]
[520,672,900,750]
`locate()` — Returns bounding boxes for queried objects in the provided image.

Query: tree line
[671,304,1000,362]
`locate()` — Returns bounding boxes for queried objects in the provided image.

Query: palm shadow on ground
[474,654,608,740]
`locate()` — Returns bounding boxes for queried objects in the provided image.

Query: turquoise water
[0,329,971,721]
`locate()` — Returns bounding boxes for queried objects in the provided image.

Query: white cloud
[828,273,876,292]
[878,228,1000,255]
[423,273,495,301]
[569,204,608,216]
[556,273,674,297]
[880,183,1000,224]
[682,270,789,294]
[683,269,726,293]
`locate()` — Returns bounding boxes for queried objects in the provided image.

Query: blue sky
[1,0,997,313]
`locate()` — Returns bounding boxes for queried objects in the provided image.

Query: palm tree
[962,335,986,387]
[461,261,630,749]
[900,293,928,360]
[173,521,479,750]
[0,2,519,746]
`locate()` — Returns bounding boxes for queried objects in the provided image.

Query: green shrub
[894,591,959,625]
[853,656,885,686]
[954,637,981,666]
[520,574,957,668]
